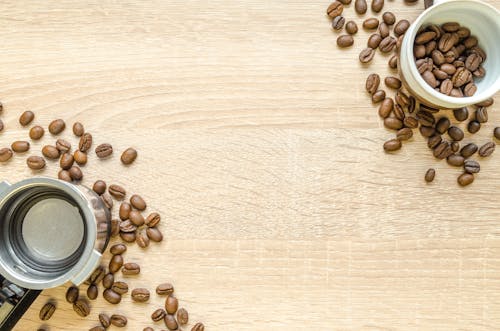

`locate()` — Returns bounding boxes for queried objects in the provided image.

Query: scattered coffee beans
[109,254,124,274]
[121,147,138,165]
[464,160,480,174]
[345,21,358,35]
[27,156,46,170]
[65,286,79,304]
[165,295,179,314]
[458,172,474,186]
[29,125,45,140]
[177,308,189,325]
[478,142,495,157]
[73,299,90,317]
[122,262,141,275]
[110,314,128,327]
[495,127,500,140]
[56,139,71,153]
[109,184,126,200]
[337,35,354,47]
[79,132,93,152]
[103,289,122,304]
[95,143,113,158]
[39,302,56,321]
[93,180,107,195]
[87,284,98,300]
[111,281,129,295]
[72,122,84,137]
[131,288,150,302]
[48,119,66,135]
[11,141,30,153]
[0,148,13,162]
[354,0,367,14]
[19,111,35,126]
[424,168,435,182]
[152,308,167,322]
[156,283,174,296]
[99,313,111,328]
[73,150,88,165]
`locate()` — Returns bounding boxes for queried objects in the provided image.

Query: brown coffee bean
[122,262,141,275]
[332,16,345,30]
[120,231,136,242]
[419,126,436,138]
[416,58,433,74]
[379,36,396,53]
[157,283,174,295]
[453,107,469,121]
[475,107,488,123]
[79,133,93,152]
[475,98,494,108]
[91,181,106,196]
[72,122,84,137]
[120,147,138,165]
[73,150,87,165]
[354,0,367,14]
[439,79,453,95]
[421,70,438,88]
[458,172,474,186]
[432,50,445,65]
[41,145,59,160]
[384,76,401,89]
[494,127,500,140]
[396,128,413,141]
[427,134,442,149]
[56,139,71,153]
[425,40,437,55]
[19,111,35,126]
[415,31,436,45]
[109,184,126,200]
[60,153,74,170]
[102,273,114,289]
[110,243,127,255]
[464,160,480,174]
[88,265,106,284]
[164,314,178,331]
[451,67,472,88]
[359,47,375,63]
[383,139,401,152]
[382,12,395,25]
[130,194,147,210]
[442,22,460,32]
[111,281,129,295]
[146,227,163,242]
[136,231,150,248]
[337,35,354,47]
[463,82,477,97]
[11,141,30,153]
[448,126,464,141]
[447,154,465,167]
[39,302,56,321]
[143,328,154,331]
[363,18,379,30]
[109,254,124,274]
[453,144,462,153]
[152,308,167,322]
[365,73,380,95]
[87,284,98,300]
[103,289,122,304]
[388,55,398,69]
[432,68,447,80]
[345,21,358,35]
[379,22,389,38]
[131,288,150,302]
[417,110,435,127]
[414,45,426,59]
[48,119,65,135]
[424,168,435,183]
[110,314,128,327]
[165,295,179,314]
[450,88,463,97]
[27,156,46,170]
[66,286,79,304]
[435,117,450,134]
[404,116,418,129]
[110,218,120,237]
[478,142,495,157]
[463,36,478,49]
[394,19,410,36]
[460,143,478,158]
[129,210,145,227]
[90,326,105,331]
[433,141,453,160]
[29,125,45,140]
[99,313,111,328]
[57,170,70,182]
[438,33,458,53]
[327,1,344,18]
[384,117,403,130]
[69,166,83,181]
[393,104,405,121]
[73,299,90,317]
[367,33,382,49]
[467,120,481,134]
[95,143,113,158]
[372,90,386,103]
[192,322,205,331]
[371,0,384,12]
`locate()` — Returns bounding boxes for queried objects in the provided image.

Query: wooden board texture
[0,1,498,330]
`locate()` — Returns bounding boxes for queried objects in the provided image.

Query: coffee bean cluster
[414,22,486,97]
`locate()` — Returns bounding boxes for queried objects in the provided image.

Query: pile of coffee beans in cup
[326,0,498,186]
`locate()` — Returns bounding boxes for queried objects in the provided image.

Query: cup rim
[407,0,500,106]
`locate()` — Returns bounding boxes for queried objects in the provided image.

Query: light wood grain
[0,1,499,330]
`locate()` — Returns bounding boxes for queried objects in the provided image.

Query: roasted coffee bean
[463,36,478,49]
[425,168,435,183]
[156,283,174,295]
[48,119,65,135]
[427,134,442,149]
[164,314,178,331]
[367,33,382,49]
[110,218,120,237]
[109,184,126,200]
[326,1,344,18]
[120,231,136,242]
[382,11,395,25]
[29,125,45,140]
[442,22,460,32]
[19,111,35,126]
[467,120,481,134]
[121,147,138,165]
[130,194,147,210]
[119,202,132,220]
[435,117,450,134]
[433,141,453,160]
[432,50,445,65]
[432,69,448,81]
[345,21,358,35]
[465,53,482,72]
[393,104,405,121]
[79,133,93,152]
[421,71,438,88]
[99,313,111,328]
[372,90,386,103]
[404,116,418,129]
[371,0,384,12]
[416,58,433,74]
[457,172,474,186]
[438,33,458,53]
[66,286,79,303]
[132,288,150,302]
[110,314,127,327]
[379,22,389,38]
[73,150,88,165]
[475,98,494,108]
[354,0,367,14]
[87,284,98,300]
[103,289,122,304]
[39,302,56,321]
[440,79,453,95]
[122,262,141,275]
[383,139,401,152]
[451,141,460,153]
[413,45,426,59]
[384,117,403,130]
[460,143,478,158]
[102,273,114,289]
[27,156,46,170]
[464,160,480,174]
[110,243,127,255]
[394,19,410,36]
[89,326,105,331]
[379,36,396,53]
[91,181,106,196]
[58,170,72,182]
[11,141,30,153]
[450,88,463,98]
[337,35,354,47]
[365,73,380,95]
[109,254,124,274]
[363,18,379,30]
[332,16,345,30]
[394,91,409,109]
[152,308,167,322]
[56,139,71,153]
[143,328,154,331]
[420,104,439,114]
[464,82,477,97]
[88,265,106,284]
[129,210,145,226]
[417,110,435,127]
[146,227,163,242]
[73,299,90,317]
[451,67,472,88]
[448,126,464,141]
[112,281,129,295]
[388,55,398,69]
[447,154,465,167]
[359,47,375,63]
[415,31,436,45]
[60,153,74,170]
[192,322,205,331]
[425,40,437,55]
[72,122,84,137]
[453,107,469,121]
[95,143,113,158]
[40,146,59,160]
[478,142,495,157]
[475,107,488,123]
[136,231,150,248]
[419,126,436,138]
[165,295,179,314]
[494,127,500,140]
[384,76,401,89]
[69,166,83,181]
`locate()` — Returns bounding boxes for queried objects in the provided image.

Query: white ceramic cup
[399,0,500,109]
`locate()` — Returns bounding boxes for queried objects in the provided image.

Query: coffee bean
[415,31,436,45]
[438,33,458,53]
[431,50,445,66]
[129,210,145,226]
[326,1,344,18]
[110,314,128,327]
[463,160,480,174]
[122,262,141,275]
[143,328,154,331]
[363,18,379,30]
[58,170,72,182]
[73,150,88,165]
[130,194,147,210]
[384,117,403,130]
[451,67,472,88]
[467,120,481,134]
[442,22,460,32]
[27,156,46,170]
[191,322,205,331]
[421,70,438,88]
[60,153,74,170]
[367,33,382,49]
[337,35,354,47]
[435,117,450,134]
[393,104,405,121]
[425,168,435,183]
[121,147,138,165]
[419,126,436,138]
[420,104,439,114]
[432,69,447,81]
[39,302,56,321]
[354,0,367,14]
[427,135,442,149]
[332,16,345,30]
[365,73,380,95]
[383,139,401,152]
[164,314,178,331]
[89,326,105,331]
[345,21,358,35]
[177,308,189,325]
[132,288,150,302]
[450,88,464,97]
[109,184,126,200]
[103,289,122,304]
[448,126,464,141]
[48,119,65,135]
[394,19,410,36]
[157,283,174,295]
[414,45,426,59]
[95,143,113,158]
[40,145,59,160]
[66,286,79,303]
[146,227,163,242]
[99,313,111,328]
[463,82,477,97]
[152,308,167,322]
[87,284,98,300]
[379,36,396,53]
[416,110,435,127]
[371,0,384,12]
[69,166,83,181]
[475,98,494,108]
[73,299,90,317]
[396,128,413,141]
[475,107,488,123]
[29,125,45,140]
[19,111,35,126]
[93,180,107,195]
[404,116,418,129]
[457,172,474,186]
[79,133,93,152]
[382,12,395,25]
[120,231,136,242]
[433,141,453,160]
[439,79,453,95]
[110,243,127,255]
[388,55,398,69]
[112,281,129,295]
[460,143,478,158]
[359,47,375,63]
[72,122,84,137]
[136,231,150,248]
[425,41,437,55]
[465,53,482,72]
[88,265,106,284]
[384,76,401,89]
[372,90,386,103]
[379,22,389,38]
[109,254,124,274]
[453,107,469,122]
[494,127,500,140]
[451,141,460,153]
[117,202,131,221]
[56,139,71,153]
[165,295,179,314]
[447,154,464,167]
[103,273,114,289]
[110,218,120,237]
[11,141,30,153]
[478,142,495,157]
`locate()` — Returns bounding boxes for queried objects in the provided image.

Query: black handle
[0,277,41,331]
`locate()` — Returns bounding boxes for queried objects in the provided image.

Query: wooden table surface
[1,1,499,330]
